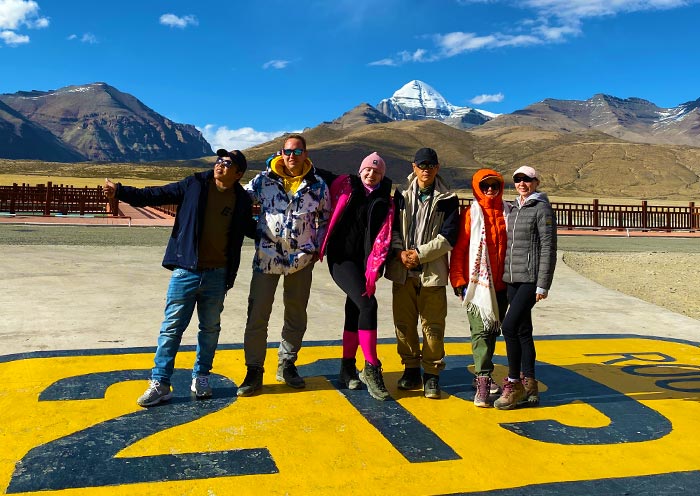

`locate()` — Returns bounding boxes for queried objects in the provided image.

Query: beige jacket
[384,173,460,287]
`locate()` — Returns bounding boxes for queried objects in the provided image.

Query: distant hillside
[482,94,700,147]
[0,82,212,162]
[243,118,700,200]
[322,103,394,130]
[0,100,85,162]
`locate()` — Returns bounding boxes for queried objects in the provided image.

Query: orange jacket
[449,168,508,292]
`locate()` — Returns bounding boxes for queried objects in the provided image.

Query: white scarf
[462,201,499,331]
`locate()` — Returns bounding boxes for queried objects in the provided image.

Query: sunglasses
[513,175,534,183]
[479,182,501,192]
[215,157,234,168]
[415,162,438,170]
[282,148,305,156]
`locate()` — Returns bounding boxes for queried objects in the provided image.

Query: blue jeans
[152,267,227,385]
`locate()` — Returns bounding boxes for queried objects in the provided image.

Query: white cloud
[470,92,504,105]
[371,0,696,65]
[368,58,397,67]
[399,48,431,62]
[263,59,290,70]
[522,0,691,21]
[32,15,47,28]
[67,32,98,44]
[200,124,291,152]
[1,29,28,45]
[0,0,48,46]
[0,0,38,29]
[159,13,198,29]
[81,32,97,44]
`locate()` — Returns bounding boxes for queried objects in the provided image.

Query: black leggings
[328,260,378,331]
[501,282,537,380]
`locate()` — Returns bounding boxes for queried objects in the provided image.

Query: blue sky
[2,0,700,152]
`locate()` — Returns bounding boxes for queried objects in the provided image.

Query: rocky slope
[0,82,212,162]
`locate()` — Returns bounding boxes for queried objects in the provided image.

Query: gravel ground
[562,251,700,321]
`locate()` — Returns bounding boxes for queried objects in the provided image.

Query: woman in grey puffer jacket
[494,166,557,410]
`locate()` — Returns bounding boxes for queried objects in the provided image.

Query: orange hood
[471,168,504,208]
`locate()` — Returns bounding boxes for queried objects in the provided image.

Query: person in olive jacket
[384,147,460,400]
[494,166,557,410]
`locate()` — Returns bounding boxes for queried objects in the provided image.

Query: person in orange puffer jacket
[449,168,512,408]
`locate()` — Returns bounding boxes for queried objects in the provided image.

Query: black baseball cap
[216,149,247,173]
[413,147,439,165]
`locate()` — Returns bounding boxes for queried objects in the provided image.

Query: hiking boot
[339,358,362,390]
[137,379,173,407]
[473,375,492,408]
[397,367,422,390]
[423,373,441,399]
[237,366,264,397]
[190,375,212,398]
[494,379,526,410]
[359,361,391,401]
[522,376,540,406]
[277,360,306,389]
[472,375,501,395]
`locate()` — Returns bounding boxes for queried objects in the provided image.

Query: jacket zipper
[508,207,520,282]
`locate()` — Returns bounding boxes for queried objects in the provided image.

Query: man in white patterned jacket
[237,134,330,396]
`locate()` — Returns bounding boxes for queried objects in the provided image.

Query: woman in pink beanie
[319,152,394,400]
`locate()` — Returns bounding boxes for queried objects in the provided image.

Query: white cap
[513,165,539,180]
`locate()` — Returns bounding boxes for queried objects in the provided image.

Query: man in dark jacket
[104,149,254,407]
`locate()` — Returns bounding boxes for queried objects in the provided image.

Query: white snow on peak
[59,84,103,95]
[475,109,500,118]
[390,80,453,111]
[385,80,499,120]
[654,105,690,127]
[15,84,100,100]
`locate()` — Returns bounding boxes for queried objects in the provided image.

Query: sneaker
[397,367,422,390]
[423,373,441,399]
[276,360,306,389]
[137,379,173,407]
[237,366,264,397]
[494,379,526,410]
[473,375,491,408]
[522,376,540,406]
[339,358,362,390]
[472,375,501,395]
[359,361,391,401]
[191,375,212,398]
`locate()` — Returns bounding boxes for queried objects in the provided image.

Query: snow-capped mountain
[481,93,700,146]
[376,80,495,129]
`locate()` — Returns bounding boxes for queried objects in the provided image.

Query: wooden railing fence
[458,198,699,232]
[0,182,118,216]
[1,182,698,232]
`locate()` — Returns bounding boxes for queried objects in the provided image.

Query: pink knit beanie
[359,152,386,177]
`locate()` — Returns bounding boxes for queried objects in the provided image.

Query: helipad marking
[1,335,699,495]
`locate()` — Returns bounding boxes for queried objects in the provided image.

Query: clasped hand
[399,249,420,269]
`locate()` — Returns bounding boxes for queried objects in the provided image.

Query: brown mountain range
[243,105,700,200]
[0,82,212,162]
[0,100,85,162]
[482,94,700,147]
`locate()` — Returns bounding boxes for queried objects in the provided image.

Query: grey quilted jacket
[503,192,557,291]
